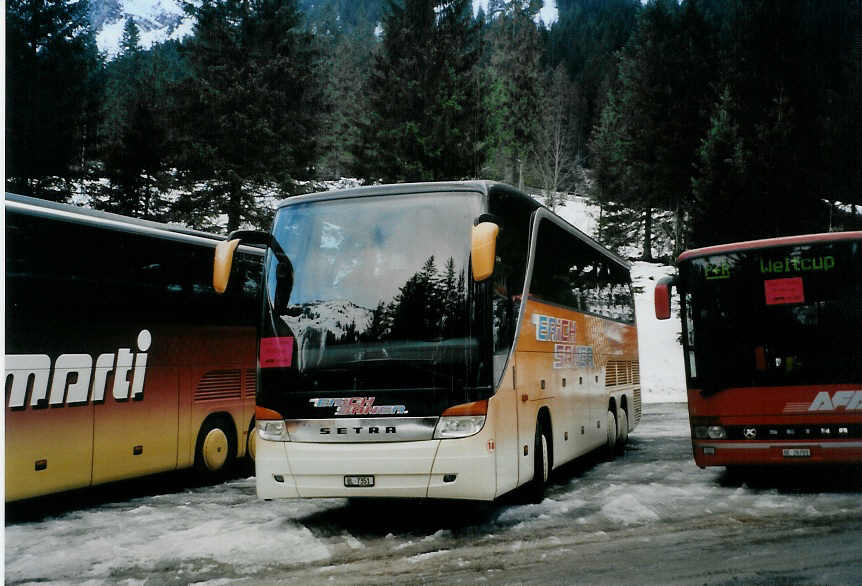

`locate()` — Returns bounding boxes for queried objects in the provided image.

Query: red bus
[5,193,263,501]
[655,232,862,468]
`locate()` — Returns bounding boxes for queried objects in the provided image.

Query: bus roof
[277,180,496,208]
[6,192,227,243]
[279,181,630,269]
[678,231,862,262]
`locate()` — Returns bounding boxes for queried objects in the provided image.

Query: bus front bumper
[255,431,497,501]
[693,440,862,468]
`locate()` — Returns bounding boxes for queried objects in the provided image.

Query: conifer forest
[6,0,862,258]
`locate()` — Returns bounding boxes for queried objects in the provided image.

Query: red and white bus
[655,232,862,468]
[215,181,641,502]
[5,193,263,501]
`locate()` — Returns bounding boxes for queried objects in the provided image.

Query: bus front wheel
[195,416,237,479]
[527,421,550,504]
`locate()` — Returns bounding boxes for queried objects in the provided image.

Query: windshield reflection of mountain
[278,255,475,392]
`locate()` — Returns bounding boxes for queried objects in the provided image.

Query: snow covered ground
[6,403,861,585]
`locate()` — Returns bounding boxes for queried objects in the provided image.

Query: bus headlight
[256,406,290,441]
[258,419,289,442]
[434,399,488,439]
[434,416,486,439]
[694,425,726,439]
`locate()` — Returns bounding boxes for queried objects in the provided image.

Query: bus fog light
[258,420,290,441]
[434,416,486,439]
[703,447,715,455]
[707,426,726,439]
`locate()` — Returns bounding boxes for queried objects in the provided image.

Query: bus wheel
[246,419,257,462]
[195,417,236,479]
[615,409,629,455]
[604,410,618,461]
[528,421,550,504]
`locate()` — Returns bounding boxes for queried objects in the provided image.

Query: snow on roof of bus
[677,231,862,262]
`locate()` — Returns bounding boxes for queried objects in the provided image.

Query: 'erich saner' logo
[5,330,152,409]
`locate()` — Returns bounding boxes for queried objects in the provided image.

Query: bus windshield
[679,240,862,392]
[261,192,484,414]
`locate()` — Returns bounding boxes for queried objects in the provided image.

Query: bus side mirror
[654,276,676,320]
[472,222,500,282]
[213,239,241,294]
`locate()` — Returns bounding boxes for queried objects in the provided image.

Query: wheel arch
[197,411,241,457]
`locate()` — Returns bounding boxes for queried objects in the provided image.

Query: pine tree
[690,87,752,246]
[176,0,322,231]
[547,0,640,162]
[311,5,378,179]
[6,0,103,200]
[357,0,484,182]
[483,1,543,187]
[96,19,173,219]
[590,0,717,259]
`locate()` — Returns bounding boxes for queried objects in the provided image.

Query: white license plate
[782,448,811,458]
[344,475,375,487]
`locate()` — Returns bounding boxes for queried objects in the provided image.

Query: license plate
[782,448,811,458]
[344,475,375,487]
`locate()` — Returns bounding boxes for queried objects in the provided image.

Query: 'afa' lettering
[808,390,862,412]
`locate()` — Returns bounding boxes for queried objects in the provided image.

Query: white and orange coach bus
[5,193,263,502]
[213,181,641,502]
[655,232,862,469]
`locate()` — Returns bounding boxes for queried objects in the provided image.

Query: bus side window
[488,189,534,385]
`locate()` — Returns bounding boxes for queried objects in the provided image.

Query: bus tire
[615,409,629,455]
[604,410,618,461]
[194,416,236,480]
[527,420,550,504]
[246,418,257,463]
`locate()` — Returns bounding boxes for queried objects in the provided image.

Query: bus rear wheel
[604,410,618,461]
[615,409,629,455]
[195,416,236,480]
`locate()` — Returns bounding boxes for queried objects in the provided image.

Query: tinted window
[259,192,484,418]
[679,240,862,388]
[489,189,537,384]
[5,211,260,353]
[530,218,634,324]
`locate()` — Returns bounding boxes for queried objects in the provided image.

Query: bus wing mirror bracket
[654,275,676,320]
[213,229,270,294]
[472,222,500,283]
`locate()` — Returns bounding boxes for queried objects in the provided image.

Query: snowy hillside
[91,0,558,58]
[92,0,193,58]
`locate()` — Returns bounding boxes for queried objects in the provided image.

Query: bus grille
[633,388,642,425]
[606,360,640,387]
[244,369,256,400]
[195,370,242,402]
